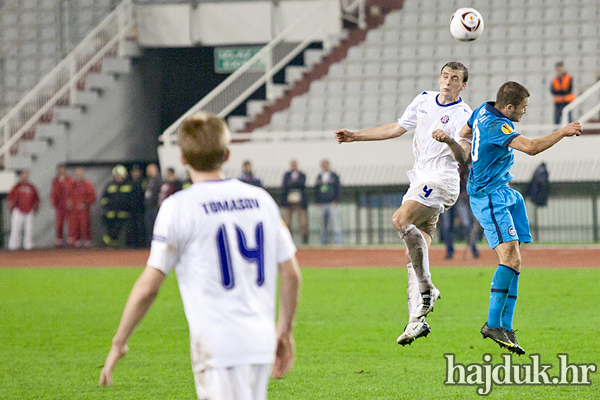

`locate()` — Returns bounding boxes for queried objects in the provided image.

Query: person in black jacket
[281,159,308,244]
[315,160,342,244]
[101,165,136,248]
[526,162,549,207]
[126,164,146,249]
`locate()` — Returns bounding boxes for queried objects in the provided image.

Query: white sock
[399,224,433,293]
[406,263,423,323]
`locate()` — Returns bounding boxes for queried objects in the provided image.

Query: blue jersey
[467,102,521,198]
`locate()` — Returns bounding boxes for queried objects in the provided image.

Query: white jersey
[398,91,472,193]
[147,179,297,370]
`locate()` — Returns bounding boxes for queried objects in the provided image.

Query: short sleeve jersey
[466,102,521,197]
[147,179,297,369]
[398,91,472,191]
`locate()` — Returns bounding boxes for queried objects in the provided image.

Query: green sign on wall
[214,47,265,73]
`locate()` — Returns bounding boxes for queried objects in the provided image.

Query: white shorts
[402,181,459,215]
[194,364,272,400]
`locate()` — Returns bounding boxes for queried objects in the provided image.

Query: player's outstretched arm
[99,266,166,386]
[509,121,582,155]
[335,123,406,144]
[432,129,471,164]
[272,256,301,379]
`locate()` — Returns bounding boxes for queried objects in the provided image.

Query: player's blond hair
[178,111,231,172]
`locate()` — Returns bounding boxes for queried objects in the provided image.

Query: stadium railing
[157,0,339,150]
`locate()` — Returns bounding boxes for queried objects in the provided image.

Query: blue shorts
[470,186,532,249]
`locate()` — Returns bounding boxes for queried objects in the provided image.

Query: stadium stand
[245,0,600,132]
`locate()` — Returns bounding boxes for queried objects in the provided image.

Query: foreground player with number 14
[99,112,301,400]
[458,82,581,354]
[335,62,473,345]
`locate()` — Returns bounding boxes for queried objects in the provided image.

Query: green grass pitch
[1,266,598,399]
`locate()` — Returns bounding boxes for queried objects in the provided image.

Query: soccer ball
[449,8,484,41]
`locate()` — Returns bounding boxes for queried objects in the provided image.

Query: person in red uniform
[50,164,74,248]
[68,168,96,248]
[7,170,40,250]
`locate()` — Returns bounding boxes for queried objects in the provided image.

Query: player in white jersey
[335,62,472,346]
[99,112,301,400]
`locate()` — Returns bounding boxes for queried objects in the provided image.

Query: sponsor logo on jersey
[441,115,450,124]
[419,109,427,114]
[501,124,513,134]
[508,226,516,236]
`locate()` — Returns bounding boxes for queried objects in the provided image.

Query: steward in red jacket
[68,168,96,247]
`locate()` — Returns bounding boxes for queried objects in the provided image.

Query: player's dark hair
[555,61,564,68]
[441,61,469,83]
[495,81,530,109]
[179,111,230,172]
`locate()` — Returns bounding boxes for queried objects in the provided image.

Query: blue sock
[486,265,517,328]
[501,272,519,331]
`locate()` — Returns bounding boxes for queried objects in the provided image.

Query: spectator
[526,162,550,207]
[7,170,40,250]
[158,167,182,208]
[50,164,73,248]
[144,163,162,247]
[550,62,575,124]
[315,160,342,244]
[239,160,262,187]
[126,164,146,249]
[68,168,96,248]
[181,170,192,190]
[281,159,309,244]
[439,163,479,259]
[101,165,135,248]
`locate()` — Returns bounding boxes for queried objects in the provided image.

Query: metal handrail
[159,0,331,147]
[562,79,600,125]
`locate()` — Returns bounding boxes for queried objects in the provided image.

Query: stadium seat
[400,11,420,27]
[580,23,598,38]
[327,80,345,95]
[380,78,399,94]
[399,45,419,60]
[382,46,399,61]
[365,29,384,44]
[580,39,598,54]
[399,61,417,77]
[307,95,326,110]
[399,29,418,44]
[382,62,399,77]
[325,95,344,111]
[347,46,364,61]
[363,80,381,95]
[382,30,401,44]
[346,64,363,79]
[363,62,382,79]
[343,95,361,110]
[543,8,562,22]
[362,94,380,111]
[365,47,383,61]
[345,80,362,94]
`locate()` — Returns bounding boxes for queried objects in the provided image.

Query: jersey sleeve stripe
[501,133,520,148]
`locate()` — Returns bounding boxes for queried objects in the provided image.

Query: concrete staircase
[4,40,160,248]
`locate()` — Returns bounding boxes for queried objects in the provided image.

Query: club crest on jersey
[440,115,450,124]
[501,124,513,134]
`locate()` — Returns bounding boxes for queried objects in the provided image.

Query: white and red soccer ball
[450,8,484,41]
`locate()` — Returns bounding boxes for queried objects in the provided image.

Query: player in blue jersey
[458,82,582,354]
